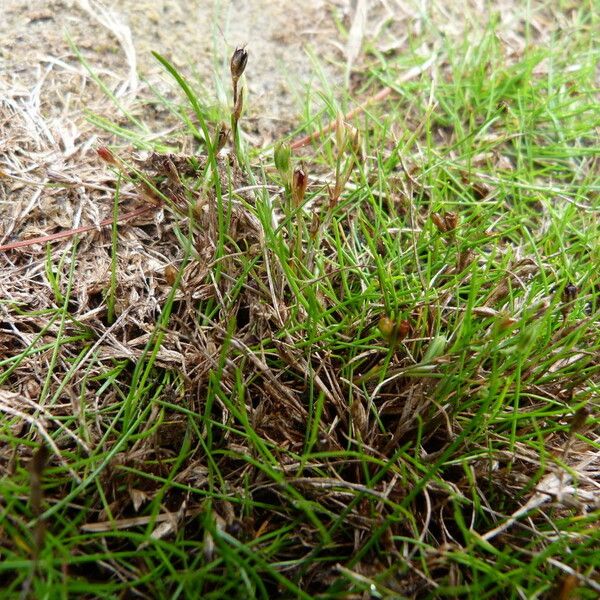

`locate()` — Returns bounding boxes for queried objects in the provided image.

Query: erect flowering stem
[230,46,248,160]
[231,88,244,155]
[329,116,362,207]
[289,164,309,268]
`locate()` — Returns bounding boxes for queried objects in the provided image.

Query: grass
[1,7,599,600]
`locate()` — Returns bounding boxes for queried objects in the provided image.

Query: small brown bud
[292,164,308,206]
[396,319,411,339]
[378,316,411,344]
[431,212,447,233]
[562,283,578,304]
[164,265,178,286]
[97,146,118,166]
[432,211,459,236]
[214,123,230,153]
[569,406,590,436]
[230,46,248,81]
[443,211,459,231]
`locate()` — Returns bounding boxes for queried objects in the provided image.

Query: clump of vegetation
[1,10,599,600]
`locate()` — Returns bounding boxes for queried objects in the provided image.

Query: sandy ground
[0,0,575,250]
[0,0,351,142]
[0,0,577,250]
[0,0,342,243]
[1,0,430,247]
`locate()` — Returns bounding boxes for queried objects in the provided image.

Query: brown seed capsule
[230,47,248,81]
[164,265,178,286]
[378,316,411,344]
[96,146,118,166]
[431,212,447,233]
[569,406,590,436]
[457,249,474,272]
[562,283,578,304]
[292,165,308,206]
[215,123,230,153]
[395,319,411,339]
[443,211,459,231]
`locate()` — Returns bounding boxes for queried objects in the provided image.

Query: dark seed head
[431,212,447,233]
[292,165,308,206]
[230,46,248,81]
[443,211,459,231]
[97,146,118,166]
[225,520,244,538]
[569,406,590,435]
[215,122,230,153]
[562,283,578,304]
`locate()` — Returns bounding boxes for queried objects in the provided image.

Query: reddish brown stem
[0,206,153,252]
[289,55,436,150]
[290,86,392,150]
